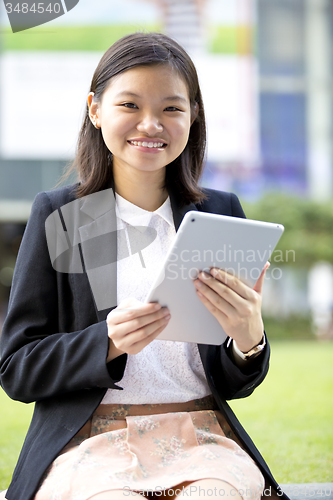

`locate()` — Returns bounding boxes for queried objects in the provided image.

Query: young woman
[0,33,286,500]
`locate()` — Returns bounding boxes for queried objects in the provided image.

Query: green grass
[0,341,332,490]
[0,391,33,490]
[229,341,333,484]
[2,24,252,54]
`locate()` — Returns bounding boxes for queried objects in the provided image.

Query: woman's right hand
[106,298,171,362]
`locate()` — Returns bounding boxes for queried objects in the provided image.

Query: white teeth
[130,141,165,148]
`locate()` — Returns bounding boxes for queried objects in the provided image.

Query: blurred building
[201,0,333,200]
[257,0,333,200]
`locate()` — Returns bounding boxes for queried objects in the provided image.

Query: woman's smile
[127,138,168,153]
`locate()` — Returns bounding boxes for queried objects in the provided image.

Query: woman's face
[88,64,193,180]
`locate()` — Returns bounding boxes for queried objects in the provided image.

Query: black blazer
[0,184,287,500]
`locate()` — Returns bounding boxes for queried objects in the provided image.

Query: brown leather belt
[94,394,217,418]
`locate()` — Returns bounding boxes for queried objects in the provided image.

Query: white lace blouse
[101,193,212,404]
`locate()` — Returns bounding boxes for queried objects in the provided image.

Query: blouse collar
[115,193,174,228]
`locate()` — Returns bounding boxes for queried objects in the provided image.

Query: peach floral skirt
[19,397,265,500]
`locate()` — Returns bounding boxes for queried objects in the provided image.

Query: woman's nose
[137,114,163,135]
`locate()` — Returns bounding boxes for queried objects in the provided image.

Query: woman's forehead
[102,64,191,100]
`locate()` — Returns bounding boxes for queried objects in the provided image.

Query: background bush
[243,194,333,267]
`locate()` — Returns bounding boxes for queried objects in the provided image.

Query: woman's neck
[113,166,168,212]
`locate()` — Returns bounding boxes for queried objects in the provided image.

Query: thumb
[253,261,270,295]
[113,297,143,312]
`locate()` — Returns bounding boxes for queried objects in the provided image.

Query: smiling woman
[0,32,287,500]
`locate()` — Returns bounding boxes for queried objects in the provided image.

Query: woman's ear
[87,92,101,129]
[191,102,199,125]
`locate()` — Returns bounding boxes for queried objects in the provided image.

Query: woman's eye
[123,103,138,109]
[165,106,180,112]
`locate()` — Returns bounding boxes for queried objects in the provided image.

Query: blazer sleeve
[208,335,270,401]
[0,192,126,404]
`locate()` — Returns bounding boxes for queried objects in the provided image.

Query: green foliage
[263,315,315,341]
[243,194,333,267]
[208,25,253,55]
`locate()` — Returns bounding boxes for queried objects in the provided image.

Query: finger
[108,307,170,339]
[124,321,171,355]
[196,271,253,309]
[253,262,270,295]
[114,314,171,354]
[209,268,254,300]
[107,302,161,325]
[194,277,235,317]
[195,286,229,326]
[116,297,143,309]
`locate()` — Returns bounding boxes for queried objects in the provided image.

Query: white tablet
[145,211,284,345]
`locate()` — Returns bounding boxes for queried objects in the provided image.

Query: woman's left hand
[193,263,270,353]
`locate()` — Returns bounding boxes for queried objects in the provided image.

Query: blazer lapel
[77,188,118,321]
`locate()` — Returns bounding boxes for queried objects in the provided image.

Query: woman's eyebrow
[115,91,140,99]
[115,91,188,103]
[163,95,188,104]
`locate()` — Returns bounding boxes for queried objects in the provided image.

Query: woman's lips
[127,140,167,152]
